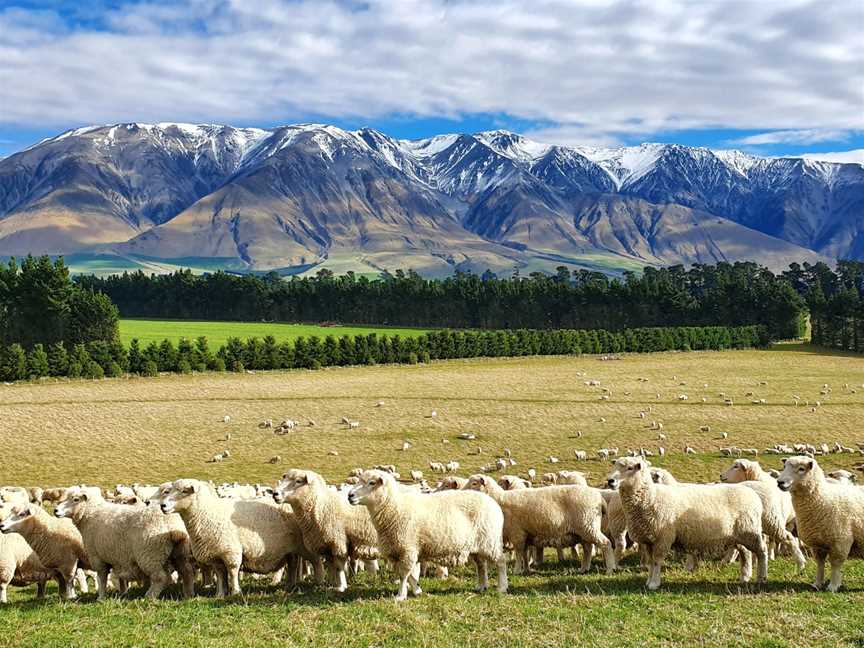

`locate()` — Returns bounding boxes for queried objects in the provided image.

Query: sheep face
[464,475,492,493]
[435,476,465,492]
[827,470,855,484]
[498,476,525,490]
[0,504,34,533]
[274,469,319,504]
[157,480,199,514]
[0,502,13,523]
[347,471,389,506]
[54,488,91,520]
[777,456,819,491]
[607,457,651,489]
[720,459,754,483]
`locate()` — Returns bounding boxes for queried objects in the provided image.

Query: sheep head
[347,470,391,506]
[607,457,652,489]
[777,456,823,492]
[0,504,36,533]
[54,486,91,520]
[274,469,324,504]
[157,479,201,514]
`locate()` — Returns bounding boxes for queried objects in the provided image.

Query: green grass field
[119,319,433,348]
[2,347,863,646]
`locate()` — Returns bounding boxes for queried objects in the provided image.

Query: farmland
[1,345,863,647]
[118,319,433,348]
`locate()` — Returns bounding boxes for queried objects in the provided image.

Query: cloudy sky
[1,0,862,157]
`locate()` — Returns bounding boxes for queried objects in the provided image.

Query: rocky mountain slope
[1,122,860,275]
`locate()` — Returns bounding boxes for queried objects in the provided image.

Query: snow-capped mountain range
[0,122,861,276]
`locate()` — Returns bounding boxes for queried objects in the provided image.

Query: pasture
[1,346,863,647]
[118,319,432,348]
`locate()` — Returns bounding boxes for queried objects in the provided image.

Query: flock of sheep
[1,372,862,604]
[1,452,862,603]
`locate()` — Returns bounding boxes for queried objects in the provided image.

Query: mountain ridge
[0,122,860,276]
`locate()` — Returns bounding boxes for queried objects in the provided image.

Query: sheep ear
[805,460,813,470]
[183,484,197,495]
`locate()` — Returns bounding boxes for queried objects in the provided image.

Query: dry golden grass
[2,344,863,489]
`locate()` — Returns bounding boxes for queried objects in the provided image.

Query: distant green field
[119,319,433,347]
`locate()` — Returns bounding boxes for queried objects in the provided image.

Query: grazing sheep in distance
[348,470,508,600]
[608,457,768,590]
[446,461,460,473]
[778,457,864,591]
[574,450,587,461]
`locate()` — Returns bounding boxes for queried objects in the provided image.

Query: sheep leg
[330,557,348,593]
[0,583,7,604]
[312,558,325,585]
[473,556,489,592]
[585,532,617,575]
[647,541,669,590]
[394,559,415,601]
[754,538,769,584]
[781,532,807,572]
[145,569,170,600]
[270,567,285,586]
[534,546,545,566]
[496,557,509,593]
[75,569,89,594]
[722,547,739,564]
[57,572,75,600]
[409,562,422,596]
[116,577,129,595]
[827,543,851,593]
[556,547,566,563]
[812,548,827,590]
[364,559,379,577]
[36,580,46,599]
[578,542,594,574]
[96,567,110,600]
[226,562,242,596]
[214,565,228,597]
[737,547,753,583]
[177,560,196,599]
[684,554,697,573]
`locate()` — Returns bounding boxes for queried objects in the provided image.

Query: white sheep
[465,474,615,575]
[778,456,864,591]
[607,457,767,590]
[435,476,468,491]
[155,479,307,597]
[55,486,195,600]
[0,504,91,599]
[274,470,378,592]
[0,533,51,603]
[497,475,530,491]
[573,450,587,461]
[446,461,460,473]
[719,459,807,570]
[348,470,508,600]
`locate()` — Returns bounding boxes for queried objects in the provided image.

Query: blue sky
[1,1,862,158]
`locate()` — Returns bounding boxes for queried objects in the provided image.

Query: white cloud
[730,129,856,146]
[0,0,862,146]
[794,149,864,164]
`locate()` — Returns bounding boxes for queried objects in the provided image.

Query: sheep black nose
[606,479,616,488]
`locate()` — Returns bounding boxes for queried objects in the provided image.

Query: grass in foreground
[2,347,863,646]
[118,319,432,348]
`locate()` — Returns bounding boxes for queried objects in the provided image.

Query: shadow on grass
[11,564,863,611]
